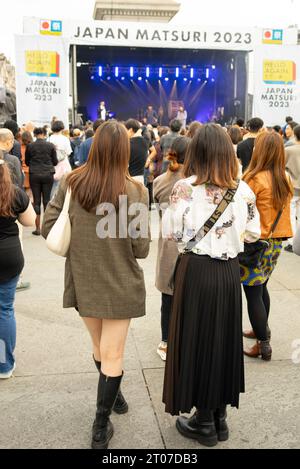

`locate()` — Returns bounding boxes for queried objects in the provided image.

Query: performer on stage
[176,105,187,129]
[145,105,158,126]
[97,101,107,121]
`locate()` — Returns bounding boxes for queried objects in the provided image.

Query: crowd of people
[0,112,300,450]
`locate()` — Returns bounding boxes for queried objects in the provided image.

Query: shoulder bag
[238,209,283,269]
[46,188,72,257]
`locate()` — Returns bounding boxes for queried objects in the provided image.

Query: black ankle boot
[93,356,129,414]
[176,410,218,447]
[91,371,122,449]
[214,406,229,441]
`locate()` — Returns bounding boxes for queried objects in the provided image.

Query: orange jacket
[247,171,293,240]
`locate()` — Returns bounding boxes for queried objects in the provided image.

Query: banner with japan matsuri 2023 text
[253,44,300,127]
[15,35,70,126]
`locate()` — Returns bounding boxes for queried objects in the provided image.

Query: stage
[76,45,248,125]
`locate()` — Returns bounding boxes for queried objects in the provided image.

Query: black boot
[93,356,129,414]
[91,371,122,449]
[176,410,218,447]
[214,406,229,442]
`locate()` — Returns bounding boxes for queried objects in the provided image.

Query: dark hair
[51,120,65,133]
[294,125,300,141]
[186,121,202,139]
[66,121,137,211]
[33,127,47,137]
[158,126,169,138]
[184,124,238,188]
[85,129,94,139]
[286,116,293,123]
[170,119,182,133]
[287,121,298,131]
[21,131,34,145]
[272,125,282,134]
[3,120,19,137]
[125,119,141,134]
[93,119,104,132]
[228,126,243,145]
[236,118,245,128]
[167,137,190,172]
[248,118,264,133]
[244,132,293,210]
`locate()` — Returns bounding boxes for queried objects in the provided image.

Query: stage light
[164,77,169,82]
[77,62,82,67]
[197,78,201,82]
[159,67,163,78]
[206,68,210,79]
[183,77,188,82]
[175,67,179,78]
[115,67,119,77]
[98,66,103,77]
[107,76,111,81]
[90,76,95,80]
[130,67,134,77]
[138,76,143,81]
[211,78,215,83]
[190,68,194,79]
[212,65,216,70]
[121,76,125,81]
[146,67,150,78]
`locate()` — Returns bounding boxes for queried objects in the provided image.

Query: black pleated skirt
[163,253,245,416]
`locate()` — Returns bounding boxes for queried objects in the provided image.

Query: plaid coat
[42,177,150,319]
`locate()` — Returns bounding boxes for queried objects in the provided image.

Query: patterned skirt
[240,239,283,287]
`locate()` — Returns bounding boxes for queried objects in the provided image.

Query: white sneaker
[0,362,16,380]
[157,342,167,361]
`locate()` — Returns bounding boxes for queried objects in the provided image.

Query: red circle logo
[264,31,272,39]
[42,21,50,30]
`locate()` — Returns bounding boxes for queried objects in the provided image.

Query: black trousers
[30,173,54,215]
[161,293,173,342]
[243,281,270,341]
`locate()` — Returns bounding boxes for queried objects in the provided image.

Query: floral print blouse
[162,176,261,260]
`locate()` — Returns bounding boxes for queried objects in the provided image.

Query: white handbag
[46,188,71,257]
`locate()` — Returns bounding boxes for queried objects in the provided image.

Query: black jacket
[3,152,23,188]
[25,138,58,174]
[237,138,255,172]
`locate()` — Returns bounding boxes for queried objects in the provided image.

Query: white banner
[15,35,70,126]
[253,45,300,126]
[23,17,298,51]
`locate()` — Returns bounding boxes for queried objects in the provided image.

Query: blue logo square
[51,20,62,33]
[272,29,283,41]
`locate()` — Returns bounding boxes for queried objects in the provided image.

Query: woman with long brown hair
[0,151,35,379]
[162,124,261,447]
[241,132,293,360]
[42,121,150,449]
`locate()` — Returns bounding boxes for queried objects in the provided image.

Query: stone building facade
[93,0,180,22]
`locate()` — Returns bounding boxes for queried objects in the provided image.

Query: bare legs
[82,317,130,376]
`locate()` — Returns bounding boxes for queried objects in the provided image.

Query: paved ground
[1,213,300,449]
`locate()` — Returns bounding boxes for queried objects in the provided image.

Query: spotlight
[107,76,111,81]
[138,76,143,81]
[197,78,201,82]
[114,66,119,78]
[212,65,216,70]
[183,77,188,82]
[175,67,179,78]
[211,78,215,83]
[159,67,163,78]
[206,68,210,79]
[130,66,134,78]
[90,76,95,80]
[190,68,194,79]
[164,77,169,82]
[77,62,82,67]
[98,66,103,77]
[121,76,125,81]
[146,67,150,78]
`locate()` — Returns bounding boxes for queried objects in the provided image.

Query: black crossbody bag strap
[269,209,284,238]
[185,181,240,253]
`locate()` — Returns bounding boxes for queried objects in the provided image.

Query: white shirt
[49,134,72,161]
[162,176,261,260]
